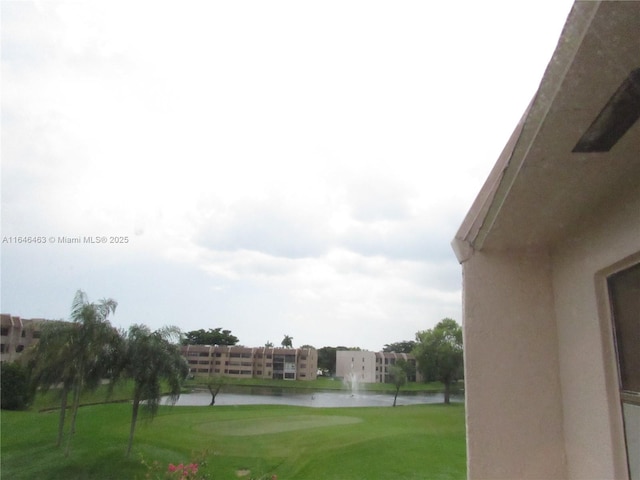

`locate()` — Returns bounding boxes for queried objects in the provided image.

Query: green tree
[382,340,416,353]
[413,318,463,404]
[121,325,188,457]
[27,291,120,454]
[27,320,77,446]
[317,347,336,376]
[206,374,225,406]
[0,362,32,410]
[64,291,120,455]
[265,341,274,348]
[317,346,359,376]
[181,328,239,346]
[387,360,408,407]
[281,334,293,348]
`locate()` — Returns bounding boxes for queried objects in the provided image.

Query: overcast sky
[1,0,574,351]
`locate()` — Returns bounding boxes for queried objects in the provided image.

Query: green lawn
[1,402,466,479]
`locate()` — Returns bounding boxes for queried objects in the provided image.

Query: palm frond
[155,325,182,345]
[70,290,88,322]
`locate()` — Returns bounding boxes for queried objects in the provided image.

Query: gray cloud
[1,3,56,71]
[346,174,412,222]
[195,199,332,259]
[340,219,457,263]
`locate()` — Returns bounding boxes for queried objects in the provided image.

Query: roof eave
[451,1,600,263]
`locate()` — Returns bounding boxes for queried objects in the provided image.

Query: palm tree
[122,324,188,457]
[27,320,78,447]
[27,290,119,453]
[63,291,119,455]
[281,335,293,348]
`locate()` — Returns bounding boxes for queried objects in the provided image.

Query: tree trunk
[208,383,216,406]
[69,384,81,434]
[56,385,69,447]
[443,381,451,405]
[393,386,400,407]
[207,382,222,406]
[65,382,82,456]
[126,392,140,457]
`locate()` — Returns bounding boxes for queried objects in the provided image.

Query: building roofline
[452,1,602,262]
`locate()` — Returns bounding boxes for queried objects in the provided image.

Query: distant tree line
[316,346,361,376]
[181,330,296,350]
[3,290,189,458]
[382,340,416,353]
[181,328,239,346]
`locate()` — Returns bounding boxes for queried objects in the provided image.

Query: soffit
[454,1,640,257]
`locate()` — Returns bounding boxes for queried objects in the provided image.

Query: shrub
[1,361,32,410]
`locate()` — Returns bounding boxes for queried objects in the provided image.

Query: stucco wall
[462,185,639,479]
[463,251,567,479]
[335,350,377,383]
[551,185,640,479]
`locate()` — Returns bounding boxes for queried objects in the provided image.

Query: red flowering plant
[139,452,210,480]
[167,463,199,479]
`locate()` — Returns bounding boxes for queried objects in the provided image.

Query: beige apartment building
[181,345,318,381]
[0,314,47,363]
[452,2,639,479]
[335,350,421,384]
[2,314,318,381]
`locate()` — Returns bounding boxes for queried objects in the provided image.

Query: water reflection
[170,387,462,408]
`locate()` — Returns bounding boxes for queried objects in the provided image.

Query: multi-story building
[335,350,421,384]
[0,314,47,363]
[181,345,317,381]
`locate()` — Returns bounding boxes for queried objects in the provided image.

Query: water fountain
[343,365,359,396]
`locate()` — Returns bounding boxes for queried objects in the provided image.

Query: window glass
[609,262,640,480]
[610,263,640,394]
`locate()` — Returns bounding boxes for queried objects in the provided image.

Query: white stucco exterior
[335,350,422,384]
[452,2,640,478]
[552,187,640,479]
[336,350,378,383]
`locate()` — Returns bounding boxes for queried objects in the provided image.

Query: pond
[169,386,463,408]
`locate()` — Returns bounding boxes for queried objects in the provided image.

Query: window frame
[596,252,640,480]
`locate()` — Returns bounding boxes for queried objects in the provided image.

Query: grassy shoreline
[184,376,454,393]
[29,377,461,412]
